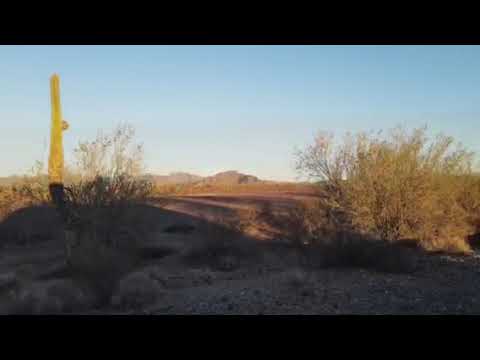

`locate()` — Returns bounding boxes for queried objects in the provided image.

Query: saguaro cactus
[48,74,69,219]
[48,74,79,264]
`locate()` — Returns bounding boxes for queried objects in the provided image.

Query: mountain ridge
[144,170,261,185]
[0,170,266,187]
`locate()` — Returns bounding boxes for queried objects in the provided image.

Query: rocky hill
[197,171,260,185]
[143,172,203,185]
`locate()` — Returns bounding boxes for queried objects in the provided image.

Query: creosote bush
[61,173,154,305]
[73,123,145,180]
[295,125,479,255]
[58,123,153,305]
[300,230,417,273]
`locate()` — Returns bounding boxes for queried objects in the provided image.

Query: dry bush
[60,174,153,305]
[3,161,81,213]
[16,161,51,205]
[65,174,153,210]
[457,174,480,247]
[2,123,155,307]
[56,124,153,305]
[73,123,144,180]
[295,125,477,255]
[63,174,154,247]
[300,231,417,273]
[63,122,154,250]
[279,202,417,273]
[271,199,337,249]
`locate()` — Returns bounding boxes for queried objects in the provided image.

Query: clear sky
[1,45,479,181]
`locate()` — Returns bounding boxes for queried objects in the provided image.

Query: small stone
[0,272,16,290]
[111,271,164,310]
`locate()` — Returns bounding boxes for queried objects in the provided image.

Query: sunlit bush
[295,125,478,254]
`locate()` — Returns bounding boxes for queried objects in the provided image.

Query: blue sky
[1,45,479,181]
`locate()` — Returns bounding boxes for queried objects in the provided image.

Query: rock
[0,272,17,291]
[111,270,164,310]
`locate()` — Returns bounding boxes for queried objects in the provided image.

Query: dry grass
[154,181,317,196]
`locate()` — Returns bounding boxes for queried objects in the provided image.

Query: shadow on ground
[1,198,479,315]
[0,199,294,313]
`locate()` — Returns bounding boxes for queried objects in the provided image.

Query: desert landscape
[2,46,480,315]
[1,165,480,315]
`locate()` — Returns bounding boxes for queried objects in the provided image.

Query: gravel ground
[97,250,480,315]
[4,248,479,315]
[2,197,480,315]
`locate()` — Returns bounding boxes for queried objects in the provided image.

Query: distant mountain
[145,170,262,186]
[197,170,261,186]
[1,170,263,187]
[143,172,203,185]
